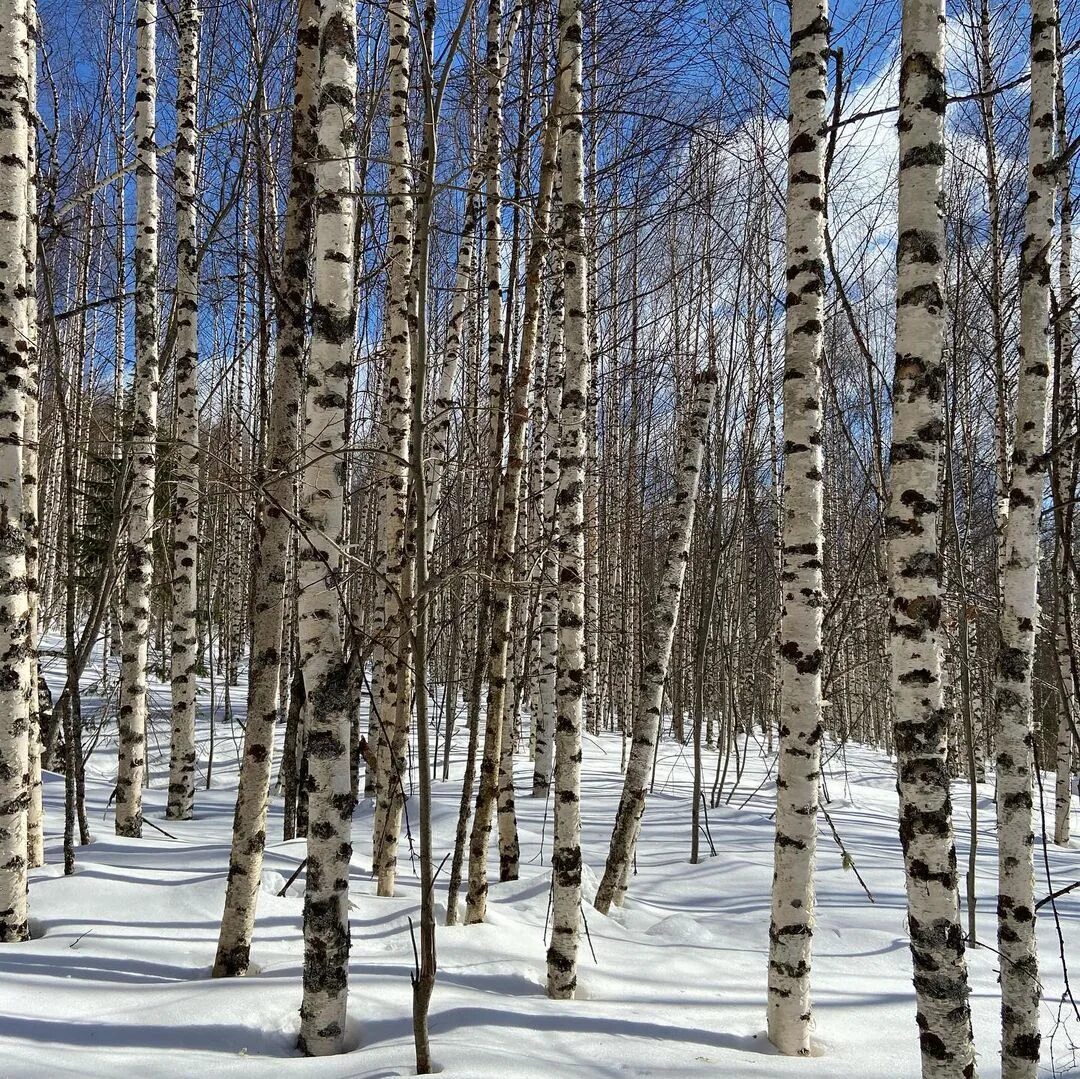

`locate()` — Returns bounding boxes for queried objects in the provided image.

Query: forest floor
[4,641,1079,1077]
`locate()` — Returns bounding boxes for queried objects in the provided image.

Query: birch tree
[370,0,415,899]
[765,0,828,1056]
[23,0,41,870]
[213,0,318,978]
[166,0,201,822]
[295,0,358,1050]
[885,0,976,1072]
[467,95,560,919]
[547,0,588,998]
[463,0,515,925]
[594,366,717,916]
[993,2,1057,1072]
[116,0,160,839]
[533,262,563,798]
[0,0,32,941]
[1052,25,1075,848]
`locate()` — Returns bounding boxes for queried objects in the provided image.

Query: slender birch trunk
[370,0,414,898]
[765,0,828,1055]
[295,0,357,1051]
[23,0,41,870]
[213,0,318,978]
[0,0,32,941]
[462,0,512,923]
[533,262,563,797]
[1053,30,1075,849]
[994,3,1057,1074]
[424,172,480,565]
[166,0,200,822]
[467,98,560,918]
[547,0,587,997]
[116,0,160,839]
[594,367,717,915]
[886,0,976,1072]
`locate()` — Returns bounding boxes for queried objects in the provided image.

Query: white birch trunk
[424,174,480,565]
[370,0,414,898]
[213,0,318,977]
[0,0,32,940]
[116,0,160,839]
[993,3,1057,1074]
[765,0,828,1055]
[594,368,717,916]
[886,0,977,1072]
[547,0,588,998]
[295,0,357,1051]
[166,0,200,822]
[533,267,563,797]
[1053,34,1075,849]
[467,98,560,918]
[23,0,41,870]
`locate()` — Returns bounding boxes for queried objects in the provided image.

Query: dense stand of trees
[0,0,1076,1071]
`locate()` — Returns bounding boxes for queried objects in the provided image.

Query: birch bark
[0,0,31,940]
[23,0,41,870]
[213,0,318,977]
[467,99,560,918]
[594,368,717,916]
[765,0,828,1055]
[116,0,160,839]
[370,0,415,898]
[166,0,201,821]
[994,3,1057,1073]
[547,0,588,998]
[1053,30,1075,849]
[295,0,358,1051]
[886,0,976,1071]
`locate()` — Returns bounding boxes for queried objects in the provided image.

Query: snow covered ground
[4,644,1079,1077]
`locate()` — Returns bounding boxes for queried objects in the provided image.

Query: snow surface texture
[4,638,1078,1076]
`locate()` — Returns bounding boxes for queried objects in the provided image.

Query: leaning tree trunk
[885,0,977,1073]
[547,0,588,999]
[594,366,717,916]
[116,0,160,839]
[166,0,201,822]
[467,97,560,920]
[370,0,415,899]
[1052,30,1075,849]
[295,0,357,1053]
[213,0,317,979]
[765,0,828,1056]
[994,3,1057,1074]
[462,0,514,926]
[0,0,32,942]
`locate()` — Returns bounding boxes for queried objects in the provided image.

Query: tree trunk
[23,0,41,871]
[213,0,317,977]
[370,0,415,899]
[885,0,976,1072]
[469,96,560,913]
[594,367,716,915]
[547,0,588,998]
[533,262,563,798]
[0,0,32,941]
[1052,28,1075,849]
[765,0,828,1056]
[166,0,201,822]
[994,3,1056,1074]
[295,0,358,1052]
[116,0,160,839]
